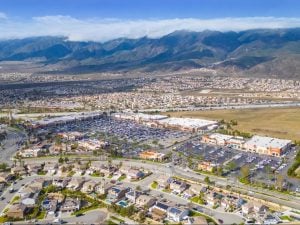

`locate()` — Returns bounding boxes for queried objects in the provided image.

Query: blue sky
[1,0,299,19]
[0,0,300,41]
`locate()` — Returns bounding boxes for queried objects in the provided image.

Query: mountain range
[1,28,300,78]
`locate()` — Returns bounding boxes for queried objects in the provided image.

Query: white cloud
[0,12,7,20]
[0,15,300,42]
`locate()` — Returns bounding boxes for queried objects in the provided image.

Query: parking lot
[174,139,299,191]
[36,116,190,157]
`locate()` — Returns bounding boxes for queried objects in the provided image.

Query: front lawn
[150,181,158,189]
[190,196,205,205]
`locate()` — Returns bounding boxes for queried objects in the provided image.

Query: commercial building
[202,133,291,156]
[19,148,43,158]
[202,133,234,146]
[157,117,218,132]
[139,150,166,161]
[113,113,218,132]
[198,161,217,172]
[243,135,292,156]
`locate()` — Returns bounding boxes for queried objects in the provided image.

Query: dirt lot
[163,107,300,140]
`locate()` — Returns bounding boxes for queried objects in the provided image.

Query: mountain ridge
[1,28,300,78]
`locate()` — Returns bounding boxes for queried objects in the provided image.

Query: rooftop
[245,135,292,149]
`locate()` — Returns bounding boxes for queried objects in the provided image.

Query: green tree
[58,157,64,164]
[227,161,237,171]
[217,167,223,176]
[204,176,210,184]
[240,165,250,184]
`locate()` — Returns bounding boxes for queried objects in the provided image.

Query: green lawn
[67,171,75,177]
[10,195,20,204]
[150,181,158,189]
[36,210,46,220]
[110,216,125,222]
[190,196,205,205]
[189,210,204,217]
[118,175,126,181]
[280,215,293,221]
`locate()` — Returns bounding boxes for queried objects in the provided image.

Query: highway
[140,102,300,112]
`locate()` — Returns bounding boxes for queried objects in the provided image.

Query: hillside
[0,28,300,78]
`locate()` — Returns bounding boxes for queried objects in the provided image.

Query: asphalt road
[0,177,28,215]
[0,127,26,164]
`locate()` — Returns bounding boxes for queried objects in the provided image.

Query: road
[0,127,26,164]
[0,178,29,215]
[140,102,300,112]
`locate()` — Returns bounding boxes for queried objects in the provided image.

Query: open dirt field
[163,107,300,140]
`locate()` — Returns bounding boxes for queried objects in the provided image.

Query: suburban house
[242,202,254,214]
[11,166,27,176]
[26,163,43,175]
[42,198,58,215]
[187,216,208,225]
[183,184,203,199]
[149,201,170,221]
[127,168,144,180]
[253,202,266,214]
[66,178,85,191]
[81,180,98,194]
[19,185,41,199]
[60,197,81,213]
[135,194,156,208]
[52,177,70,189]
[87,161,102,174]
[125,190,141,203]
[31,178,50,189]
[166,207,189,222]
[95,180,113,195]
[6,204,29,219]
[206,192,219,206]
[106,186,129,203]
[43,162,59,175]
[21,191,40,208]
[99,165,118,176]
[156,174,171,189]
[72,163,87,175]
[169,179,187,194]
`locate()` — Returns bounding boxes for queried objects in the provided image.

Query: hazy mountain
[1,28,300,78]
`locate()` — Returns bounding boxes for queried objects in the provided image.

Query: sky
[0,0,300,41]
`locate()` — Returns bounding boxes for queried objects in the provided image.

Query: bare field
[163,107,300,140]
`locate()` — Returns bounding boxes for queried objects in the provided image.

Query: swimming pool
[117,200,128,207]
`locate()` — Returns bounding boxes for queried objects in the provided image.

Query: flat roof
[159,117,218,128]
[113,113,168,120]
[245,135,292,149]
[209,133,233,141]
